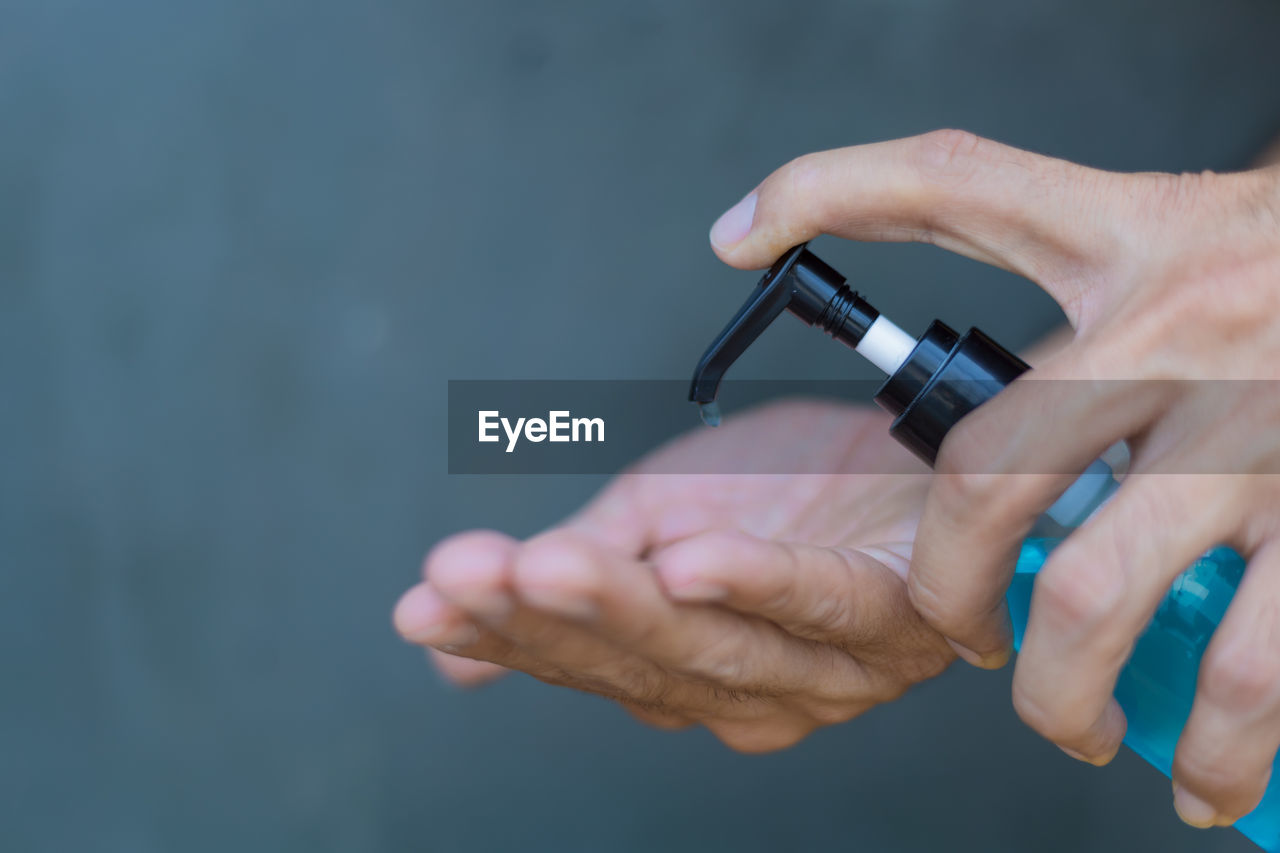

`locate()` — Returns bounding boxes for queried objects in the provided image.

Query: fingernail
[946,638,1010,669]
[665,578,728,602]
[394,585,448,641]
[1060,746,1091,764]
[710,192,757,249]
[1060,745,1116,767]
[394,585,481,646]
[1173,784,1219,829]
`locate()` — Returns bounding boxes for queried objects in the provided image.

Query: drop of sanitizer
[697,401,722,427]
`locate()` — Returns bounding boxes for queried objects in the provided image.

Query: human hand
[708,130,1280,824]
[394,400,953,753]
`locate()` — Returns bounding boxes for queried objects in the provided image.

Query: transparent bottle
[1010,465,1278,850]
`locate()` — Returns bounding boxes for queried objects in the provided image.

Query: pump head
[687,243,1031,464]
[688,244,881,418]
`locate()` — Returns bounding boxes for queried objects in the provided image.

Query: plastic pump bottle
[689,244,1279,850]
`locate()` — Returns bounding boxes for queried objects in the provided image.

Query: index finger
[710,130,1127,323]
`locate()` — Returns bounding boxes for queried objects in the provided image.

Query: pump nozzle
[688,244,892,419]
[687,244,1037,464]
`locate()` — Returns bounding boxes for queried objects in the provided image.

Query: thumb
[709,130,1124,322]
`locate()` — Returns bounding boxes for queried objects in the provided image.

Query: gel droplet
[697,401,722,427]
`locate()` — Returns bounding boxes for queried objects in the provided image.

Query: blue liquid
[1010,539,1279,849]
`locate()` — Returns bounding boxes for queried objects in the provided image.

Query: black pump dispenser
[689,243,1031,464]
[872,321,1029,464]
[689,245,880,408]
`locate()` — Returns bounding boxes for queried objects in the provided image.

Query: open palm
[394,399,954,752]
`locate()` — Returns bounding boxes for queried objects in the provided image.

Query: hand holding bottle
[709,130,1280,826]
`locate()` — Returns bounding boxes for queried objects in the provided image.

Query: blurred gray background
[4,0,1280,850]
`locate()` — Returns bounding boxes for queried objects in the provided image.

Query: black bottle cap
[874,326,1030,465]
[874,320,960,417]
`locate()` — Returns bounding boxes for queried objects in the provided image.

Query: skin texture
[395,400,954,754]
[704,130,1280,827]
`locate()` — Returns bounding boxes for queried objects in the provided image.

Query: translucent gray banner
[447,379,1280,475]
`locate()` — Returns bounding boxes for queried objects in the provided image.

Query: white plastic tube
[855,315,917,375]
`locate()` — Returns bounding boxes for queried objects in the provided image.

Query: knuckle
[1034,546,1128,630]
[906,571,960,635]
[769,153,836,235]
[619,664,678,710]
[682,633,749,687]
[934,417,1000,480]
[935,469,1012,517]
[775,153,826,201]
[1199,640,1280,711]
[772,548,846,634]
[934,428,1020,515]
[1122,281,1235,369]
[913,128,987,187]
[803,590,852,636]
[907,572,1002,653]
[1197,273,1277,346]
[758,577,799,618]
[513,529,602,601]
